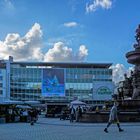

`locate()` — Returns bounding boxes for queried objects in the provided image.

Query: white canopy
[16,105,32,109]
[70,100,86,106]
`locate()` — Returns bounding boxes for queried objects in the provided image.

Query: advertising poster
[42,68,65,96]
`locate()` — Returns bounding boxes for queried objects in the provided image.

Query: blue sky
[0,0,140,71]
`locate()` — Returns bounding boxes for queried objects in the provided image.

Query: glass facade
[0,69,6,98]
[10,63,113,101]
[10,67,42,101]
[65,68,112,100]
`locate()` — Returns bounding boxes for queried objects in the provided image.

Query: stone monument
[126,24,140,99]
[121,73,133,98]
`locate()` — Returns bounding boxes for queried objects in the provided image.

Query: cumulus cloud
[86,0,112,13]
[64,22,78,27]
[0,23,43,61]
[76,45,88,61]
[110,64,133,84]
[44,42,88,62]
[0,23,88,62]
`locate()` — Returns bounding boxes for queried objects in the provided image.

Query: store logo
[97,86,111,95]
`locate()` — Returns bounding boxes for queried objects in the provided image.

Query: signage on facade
[93,81,114,100]
[97,86,112,95]
[42,68,65,97]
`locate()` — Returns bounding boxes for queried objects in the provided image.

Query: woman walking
[104,101,124,133]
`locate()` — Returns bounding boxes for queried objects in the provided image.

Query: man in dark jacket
[69,106,75,123]
[29,109,36,125]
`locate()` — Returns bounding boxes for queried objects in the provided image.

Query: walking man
[29,109,35,125]
[69,106,75,123]
[104,101,124,133]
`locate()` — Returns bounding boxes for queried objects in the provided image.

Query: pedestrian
[78,106,82,120]
[28,109,35,125]
[76,106,82,122]
[104,101,124,133]
[22,109,28,122]
[69,106,75,123]
[34,109,39,122]
[75,107,79,122]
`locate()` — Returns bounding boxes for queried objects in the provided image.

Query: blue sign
[42,68,65,96]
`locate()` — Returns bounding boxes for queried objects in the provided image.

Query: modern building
[0,56,114,105]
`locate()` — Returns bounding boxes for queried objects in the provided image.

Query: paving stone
[0,118,140,140]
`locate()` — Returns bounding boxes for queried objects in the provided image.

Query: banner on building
[42,68,65,96]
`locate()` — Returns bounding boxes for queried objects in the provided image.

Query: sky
[0,0,140,83]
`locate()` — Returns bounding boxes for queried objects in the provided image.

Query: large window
[10,66,42,100]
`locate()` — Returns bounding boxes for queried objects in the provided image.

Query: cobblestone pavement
[0,117,140,140]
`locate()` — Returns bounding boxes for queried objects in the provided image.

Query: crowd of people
[69,106,82,123]
[59,105,83,122]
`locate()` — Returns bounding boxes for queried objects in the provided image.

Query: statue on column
[122,73,133,98]
[134,24,140,49]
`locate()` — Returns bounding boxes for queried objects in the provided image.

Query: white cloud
[86,0,112,13]
[0,23,43,61]
[0,23,88,62]
[44,42,88,62]
[64,22,78,27]
[76,45,88,61]
[110,64,133,84]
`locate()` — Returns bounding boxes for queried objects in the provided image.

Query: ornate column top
[134,24,140,49]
